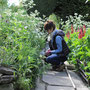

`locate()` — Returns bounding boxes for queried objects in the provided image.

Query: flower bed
[64,25,90,82]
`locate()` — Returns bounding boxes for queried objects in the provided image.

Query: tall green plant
[0,4,46,90]
[65,27,90,71]
[65,28,90,80]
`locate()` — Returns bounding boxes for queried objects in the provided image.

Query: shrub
[0,5,46,89]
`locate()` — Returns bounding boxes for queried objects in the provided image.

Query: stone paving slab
[35,82,45,90]
[35,77,45,90]
[47,86,74,90]
[42,71,72,86]
[68,71,88,88]
[77,88,89,90]
[47,86,89,90]
[35,70,90,90]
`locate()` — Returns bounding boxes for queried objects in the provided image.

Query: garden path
[35,69,89,90]
[36,42,90,90]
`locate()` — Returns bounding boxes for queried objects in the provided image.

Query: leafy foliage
[0,5,46,90]
[50,13,90,81]
[65,27,90,79]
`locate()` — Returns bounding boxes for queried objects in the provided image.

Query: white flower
[24,26,28,29]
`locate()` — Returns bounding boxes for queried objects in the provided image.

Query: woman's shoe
[56,64,65,71]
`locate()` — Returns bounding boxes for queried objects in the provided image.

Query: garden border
[76,59,90,86]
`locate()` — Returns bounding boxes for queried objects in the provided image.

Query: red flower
[81,27,85,37]
[71,24,74,34]
[84,30,86,34]
[66,31,70,39]
[78,31,82,39]
[83,25,86,30]
[75,29,76,32]
[78,27,85,39]
[77,28,79,32]
[82,32,85,37]
[80,27,83,35]
[83,25,86,34]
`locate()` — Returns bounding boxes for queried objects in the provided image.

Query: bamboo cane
[65,66,77,90]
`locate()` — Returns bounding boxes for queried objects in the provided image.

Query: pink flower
[71,24,74,34]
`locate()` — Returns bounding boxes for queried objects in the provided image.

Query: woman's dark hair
[44,20,56,31]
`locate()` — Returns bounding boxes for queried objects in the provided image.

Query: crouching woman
[44,20,70,71]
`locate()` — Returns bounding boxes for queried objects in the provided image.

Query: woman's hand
[45,49,51,57]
